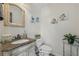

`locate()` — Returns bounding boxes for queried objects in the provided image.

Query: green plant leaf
[63,33,79,44]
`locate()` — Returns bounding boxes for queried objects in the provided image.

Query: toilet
[36,38,52,56]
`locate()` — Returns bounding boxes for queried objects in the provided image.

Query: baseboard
[52,52,63,56]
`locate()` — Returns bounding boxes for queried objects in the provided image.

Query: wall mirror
[3,3,25,27]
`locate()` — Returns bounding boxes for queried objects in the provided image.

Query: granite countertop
[0,38,36,52]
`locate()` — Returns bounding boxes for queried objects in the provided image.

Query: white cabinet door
[11,44,31,56]
[28,46,36,56]
[3,42,36,56]
[17,51,27,56]
[12,42,36,56]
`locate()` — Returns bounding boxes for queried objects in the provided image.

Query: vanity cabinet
[28,45,36,56]
[2,42,36,56]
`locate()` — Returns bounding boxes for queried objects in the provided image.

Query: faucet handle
[16,34,21,39]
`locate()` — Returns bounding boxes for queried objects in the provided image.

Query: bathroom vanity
[0,3,36,56]
[0,38,36,56]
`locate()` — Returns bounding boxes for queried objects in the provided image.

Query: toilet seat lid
[40,45,52,51]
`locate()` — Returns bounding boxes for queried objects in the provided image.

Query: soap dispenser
[23,30,27,39]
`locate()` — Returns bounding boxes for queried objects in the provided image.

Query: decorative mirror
[2,3,25,27]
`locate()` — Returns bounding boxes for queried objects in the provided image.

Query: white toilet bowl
[36,39,52,56]
[39,45,52,56]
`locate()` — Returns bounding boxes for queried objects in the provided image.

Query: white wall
[29,3,79,55]
[40,4,79,55]
[25,3,41,38]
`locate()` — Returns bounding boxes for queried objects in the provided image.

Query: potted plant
[63,33,79,44]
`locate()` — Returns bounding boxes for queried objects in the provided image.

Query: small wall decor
[31,16,40,23]
[59,13,66,20]
[51,18,58,24]
[59,12,68,21]
[36,17,39,23]
[51,12,68,24]
[31,16,35,23]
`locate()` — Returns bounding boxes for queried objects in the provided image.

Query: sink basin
[11,39,29,44]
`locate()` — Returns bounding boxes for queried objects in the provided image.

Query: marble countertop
[0,38,36,52]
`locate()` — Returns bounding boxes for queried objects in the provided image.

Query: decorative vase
[68,39,74,44]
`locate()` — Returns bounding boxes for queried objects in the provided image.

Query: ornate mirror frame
[2,3,25,27]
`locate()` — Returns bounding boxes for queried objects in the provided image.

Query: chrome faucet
[16,34,21,40]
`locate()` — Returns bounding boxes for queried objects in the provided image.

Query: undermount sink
[11,39,30,44]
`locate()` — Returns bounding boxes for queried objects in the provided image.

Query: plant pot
[68,39,74,44]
